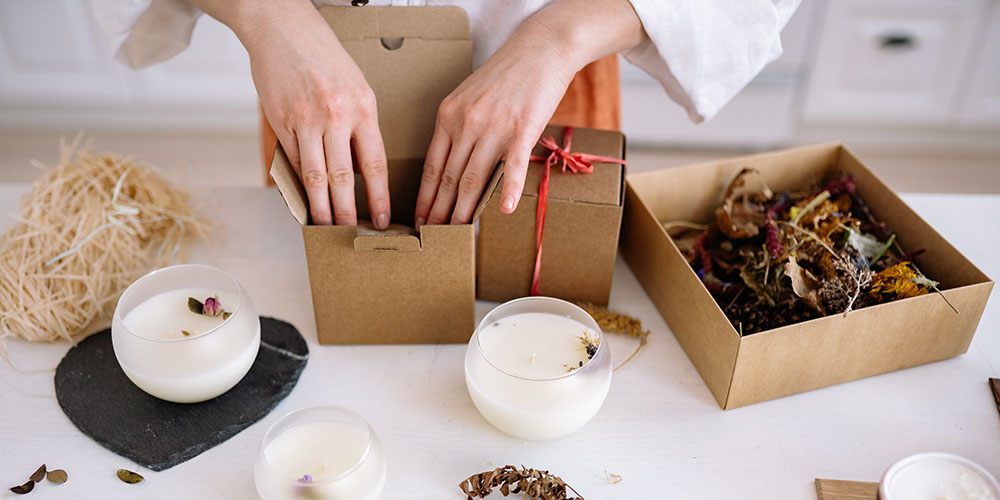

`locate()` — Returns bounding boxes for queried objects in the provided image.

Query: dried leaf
[9,481,34,495]
[29,464,46,483]
[784,257,826,314]
[715,168,772,239]
[46,470,67,485]
[846,228,885,261]
[181,330,191,337]
[187,297,203,314]
[117,469,144,484]
[222,312,232,320]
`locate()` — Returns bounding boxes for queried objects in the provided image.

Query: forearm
[513,0,648,74]
[187,0,320,48]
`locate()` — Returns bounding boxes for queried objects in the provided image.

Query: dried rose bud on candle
[203,296,222,316]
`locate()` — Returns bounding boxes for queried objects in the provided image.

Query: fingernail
[415,216,426,229]
[376,213,389,230]
[501,195,515,213]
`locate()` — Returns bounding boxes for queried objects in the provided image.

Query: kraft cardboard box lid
[493,126,624,207]
[271,6,499,228]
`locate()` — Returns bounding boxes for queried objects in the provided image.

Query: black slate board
[54,316,308,472]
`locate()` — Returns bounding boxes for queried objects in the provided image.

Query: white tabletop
[1,183,997,500]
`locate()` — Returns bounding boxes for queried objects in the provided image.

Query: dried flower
[298,474,313,483]
[576,302,650,371]
[203,296,222,316]
[460,465,583,500]
[188,296,229,318]
[664,171,942,335]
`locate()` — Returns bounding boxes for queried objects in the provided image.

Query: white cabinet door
[959,2,1000,128]
[802,0,987,126]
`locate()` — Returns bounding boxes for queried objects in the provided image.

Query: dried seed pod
[47,469,68,484]
[28,464,46,483]
[117,469,144,484]
[9,481,34,494]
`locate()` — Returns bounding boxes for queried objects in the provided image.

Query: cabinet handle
[878,33,917,51]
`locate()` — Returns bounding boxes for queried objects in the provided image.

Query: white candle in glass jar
[112,265,260,403]
[880,453,1000,500]
[254,406,387,500]
[464,297,612,441]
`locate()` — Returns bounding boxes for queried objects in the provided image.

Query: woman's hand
[197,0,391,228]
[414,0,647,227]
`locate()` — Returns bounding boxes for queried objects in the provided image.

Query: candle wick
[530,352,536,363]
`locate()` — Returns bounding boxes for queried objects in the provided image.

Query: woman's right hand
[231,0,391,228]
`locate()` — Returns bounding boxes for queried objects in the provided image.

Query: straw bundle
[0,137,207,343]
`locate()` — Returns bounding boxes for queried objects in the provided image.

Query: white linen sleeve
[623,0,801,123]
[90,0,203,69]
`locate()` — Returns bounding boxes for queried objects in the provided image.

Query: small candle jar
[879,453,1000,500]
[464,296,612,440]
[254,405,387,500]
[111,264,260,403]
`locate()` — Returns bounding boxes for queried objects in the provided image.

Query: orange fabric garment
[260,54,621,179]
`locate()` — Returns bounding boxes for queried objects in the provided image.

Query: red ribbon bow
[527,126,626,296]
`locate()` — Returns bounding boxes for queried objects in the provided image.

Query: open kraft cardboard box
[270,6,499,344]
[620,143,993,410]
[477,125,625,305]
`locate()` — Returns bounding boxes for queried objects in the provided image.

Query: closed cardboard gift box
[271,6,497,344]
[621,143,993,409]
[477,125,626,305]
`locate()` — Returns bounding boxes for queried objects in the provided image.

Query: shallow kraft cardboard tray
[620,143,993,410]
[271,6,497,345]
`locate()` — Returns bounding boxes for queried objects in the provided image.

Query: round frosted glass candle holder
[254,405,387,500]
[464,297,612,440]
[880,453,1000,500]
[111,264,260,403]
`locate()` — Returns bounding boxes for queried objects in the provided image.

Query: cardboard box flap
[270,146,309,225]
[514,126,624,206]
[471,162,504,222]
[319,6,472,161]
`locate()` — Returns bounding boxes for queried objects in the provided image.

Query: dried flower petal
[29,464,46,483]
[181,330,191,337]
[9,481,34,495]
[46,470,67,485]
[298,474,312,483]
[203,297,222,316]
[117,469,144,484]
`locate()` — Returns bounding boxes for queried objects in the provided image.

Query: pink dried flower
[203,297,222,316]
[298,474,312,483]
[766,222,784,259]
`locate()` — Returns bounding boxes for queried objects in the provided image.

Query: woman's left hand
[413,20,575,227]
[414,0,647,227]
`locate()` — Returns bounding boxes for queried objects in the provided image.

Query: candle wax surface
[888,457,998,500]
[123,288,237,340]
[264,421,369,482]
[478,312,597,379]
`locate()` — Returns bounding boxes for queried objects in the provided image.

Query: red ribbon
[527,126,626,296]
